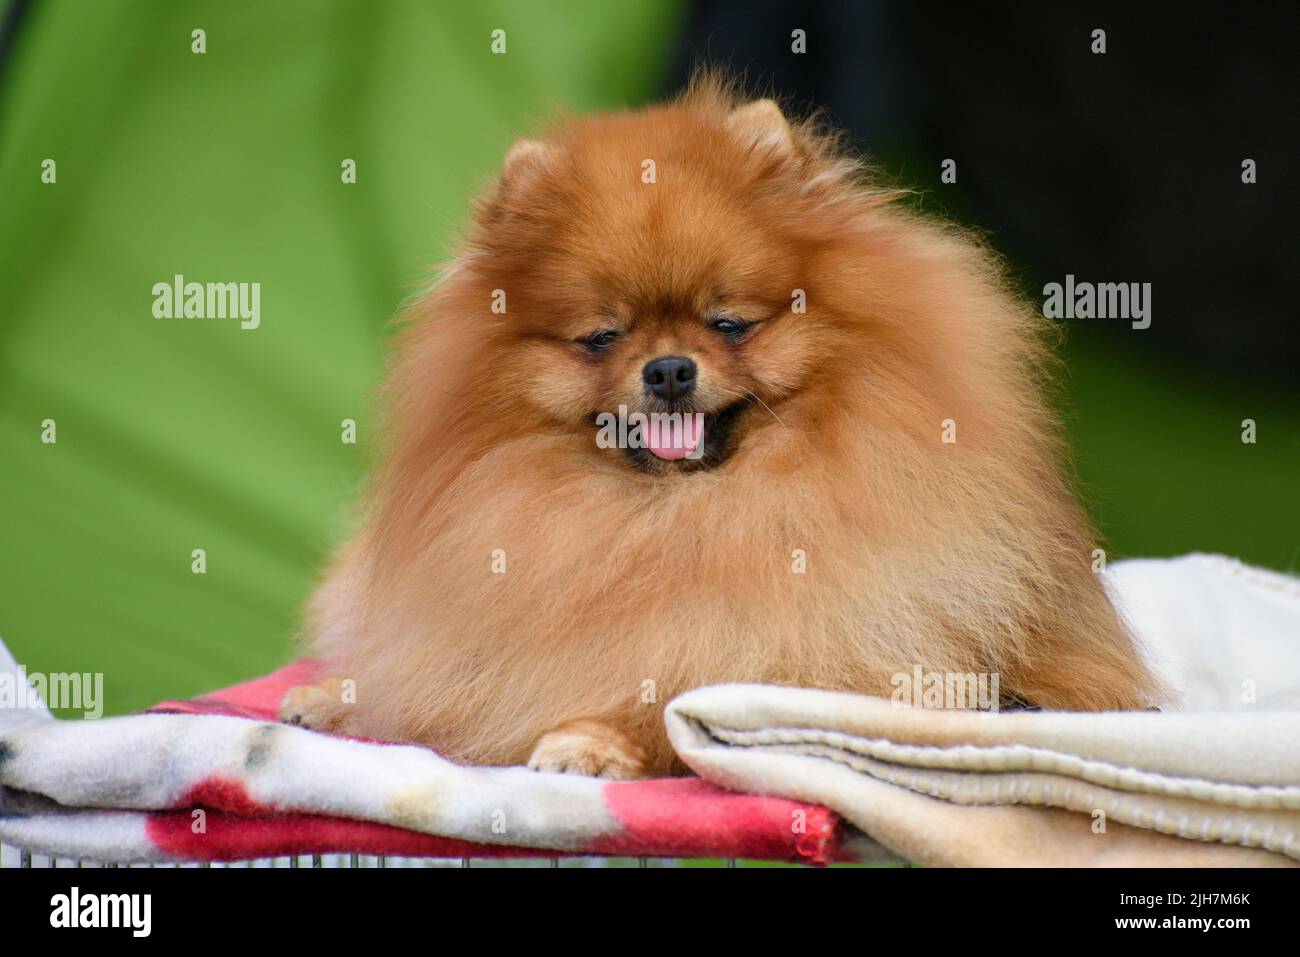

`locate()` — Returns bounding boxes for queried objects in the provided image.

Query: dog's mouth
[591,400,747,474]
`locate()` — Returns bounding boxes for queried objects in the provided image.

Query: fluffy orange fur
[282,76,1161,777]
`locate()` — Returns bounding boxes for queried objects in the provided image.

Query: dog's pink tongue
[647,415,704,461]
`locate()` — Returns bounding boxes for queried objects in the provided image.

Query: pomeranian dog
[280,76,1160,777]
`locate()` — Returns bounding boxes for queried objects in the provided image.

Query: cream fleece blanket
[666,555,1300,867]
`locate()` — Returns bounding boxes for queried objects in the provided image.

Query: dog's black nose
[642,355,697,401]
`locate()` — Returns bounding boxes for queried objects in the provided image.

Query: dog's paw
[278,678,353,733]
[527,720,649,780]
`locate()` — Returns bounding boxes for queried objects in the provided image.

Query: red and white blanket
[0,656,848,864]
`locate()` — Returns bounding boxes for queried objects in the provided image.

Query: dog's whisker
[718,386,788,431]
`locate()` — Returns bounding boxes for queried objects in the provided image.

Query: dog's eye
[581,329,620,352]
[710,316,751,339]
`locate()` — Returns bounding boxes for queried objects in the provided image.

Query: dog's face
[461,99,843,473]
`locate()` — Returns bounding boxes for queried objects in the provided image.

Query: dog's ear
[501,138,556,184]
[727,99,795,157]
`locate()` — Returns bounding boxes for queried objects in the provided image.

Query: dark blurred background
[1,1,1296,715]
[667,1,1298,375]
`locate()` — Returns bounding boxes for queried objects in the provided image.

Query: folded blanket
[0,653,847,864]
[667,684,1300,867]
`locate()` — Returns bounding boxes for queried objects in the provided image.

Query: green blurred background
[1,1,1296,718]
